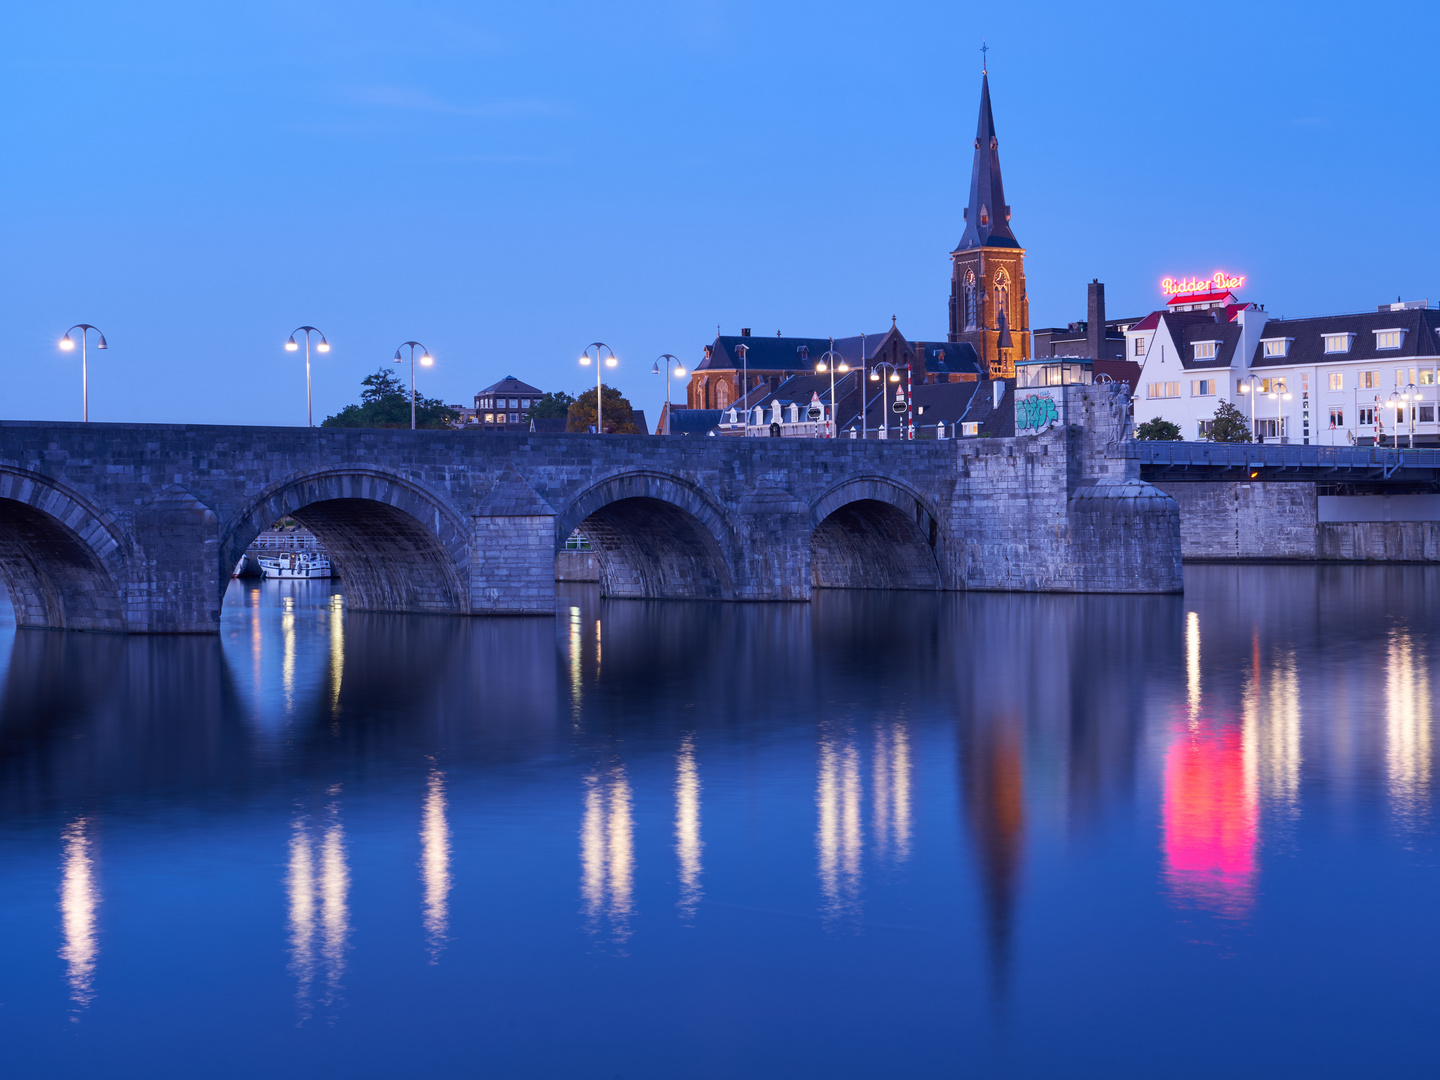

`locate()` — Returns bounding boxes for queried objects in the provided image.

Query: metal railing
[1125,440,1440,478]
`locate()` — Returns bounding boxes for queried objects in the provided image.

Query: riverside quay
[0,384,1180,634]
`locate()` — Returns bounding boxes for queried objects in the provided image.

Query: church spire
[954,70,1019,252]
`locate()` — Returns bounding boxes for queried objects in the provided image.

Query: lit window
[1323,333,1354,353]
[1193,341,1218,360]
[1134,337,1146,357]
[1146,382,1180,399]
[1261,338,1290,358]
[1363,370,1380,389]
[484,413,494,423]
[1329,408,1344,427]
[1422,370,1436,386]
[1197,419,1214,439]
[1191,379,1215,396]
[1261,377,1286,394]
[1328,372,1343,391]
[1396,370,1407,388]
[1374,329,1405,350]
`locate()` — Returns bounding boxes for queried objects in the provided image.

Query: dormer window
[1323,333,1355,354]
[796,345,809,361]
[1193,340,1219,360]
[979,205,989,227]
[1261,338,1293,358]
[1374,329,1407,350]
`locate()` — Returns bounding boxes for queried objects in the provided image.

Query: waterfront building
[475,376,547,431]
[1129,292,1440,445]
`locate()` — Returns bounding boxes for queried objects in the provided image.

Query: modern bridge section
[1130,441,1440,485]
[0,384,1181,633]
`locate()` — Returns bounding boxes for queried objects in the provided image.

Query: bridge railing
[1123,440,1440,477]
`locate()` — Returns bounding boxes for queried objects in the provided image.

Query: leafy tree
[1207,399,1252,443]
[525,390,576,421]
[1135,416,1183,441]
[567,385,642,434]
[322,366,458,429]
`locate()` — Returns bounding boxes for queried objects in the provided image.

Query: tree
[1208,399,1252,443]
[322,366,459,429]
[525,390,576,422]
[1135,416,1183,441]
[567,385,642,434]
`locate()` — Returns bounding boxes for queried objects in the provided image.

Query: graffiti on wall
[1015,392,1061,433]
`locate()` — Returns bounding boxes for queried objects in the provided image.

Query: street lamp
[814,340,850,438]
[869,361,903,438]
[392,341,433,430]
[1404,382,1419,449]
[1266,387,1293,444]
[1238,374,1261,442]
[285,326,330,427]
[579,342,618,433]
[651,354,685,434]
[58,324,108,422]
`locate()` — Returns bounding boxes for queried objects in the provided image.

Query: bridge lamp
[287,326,330,427]
[652,354,685,434]
[59,324,108,422]
[815,345,850,439]
[579,342,617,432]
[392,340,433,430]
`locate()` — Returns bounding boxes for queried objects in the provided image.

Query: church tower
[948,67,1029,380]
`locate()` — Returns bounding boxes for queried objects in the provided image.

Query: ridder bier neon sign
[1161,271,1245,296]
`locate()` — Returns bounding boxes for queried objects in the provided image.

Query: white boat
[232,554,249,578]
[257,551,332,580]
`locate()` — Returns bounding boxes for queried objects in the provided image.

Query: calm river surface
[1,566,1437,1077]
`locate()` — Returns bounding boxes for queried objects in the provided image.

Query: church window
[715,381,731,410]
[964,271,978,330]
[994,270,1009,324]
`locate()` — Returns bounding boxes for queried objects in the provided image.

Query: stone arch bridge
[0,385,1181,633]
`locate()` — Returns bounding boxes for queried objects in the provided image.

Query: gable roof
[478,375,545,396]
[1156,311,1244,370]
[1249,308,1440,368]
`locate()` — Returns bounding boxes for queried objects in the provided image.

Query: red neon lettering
[1161,271,1246,296]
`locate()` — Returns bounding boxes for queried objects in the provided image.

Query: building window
[1146,382,1180,399]
[1374,329,1405,350]
[520,399,531,409]
[1261,338,1291,358]
[994,269,1009,326]
[1329,408,1344,427]
[1260,377,1286,394]
[1254,418,1285,440]
[1193,341,1218,360]
[1328,372,1343,391]
[1197,419,1214,439]
[1362,370,1380,389]
[1134,337,1145,357]
[1323,333,1354,354]
[1422,406,1436,423]
[1359,408,1375,426]
[964,270,978,330]
[484,413,494,423]
[1191,379,1215,396]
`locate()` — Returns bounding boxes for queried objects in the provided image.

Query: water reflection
[816,723,863,923]
[581,765,634,944]
[287,787,350,1021]
[1186,610,1201,722]
[59,816,100,1015]
[328,593,344,716]
[1246,646,1301,818]
[1386,628,1432,828]
[872,721,913,862]
[1163,721,1258,918]
[674,735,702,920]
[420,766,451,961]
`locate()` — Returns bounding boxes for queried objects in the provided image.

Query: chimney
[740,327,751,337]
[1086,280,1105,360]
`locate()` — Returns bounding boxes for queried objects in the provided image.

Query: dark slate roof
[1160,311,1244,370]
[478,375,545,396]
[953,72,1020,252]
[1248,308,1440,368]
[847,380,983,433]
[630,409,648,433]
[914,340,982,375]
[1094,358,1142,390]
[665,408,724,436]
[694,335,835,372]
[962,379,1016,437]
[696,328,980,378]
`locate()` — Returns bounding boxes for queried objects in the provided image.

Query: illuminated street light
[651,354,685,435]
[1239,374,1261,441]
[392,341,434,430]
[870,362,903,439]
[58,324,108,422]
[285,326,330,427]
[814,340,850,438]
[579,342,617,433]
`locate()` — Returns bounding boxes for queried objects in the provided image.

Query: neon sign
[1161,271,1245,296]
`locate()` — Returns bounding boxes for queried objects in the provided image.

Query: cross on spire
[980,40,988,73]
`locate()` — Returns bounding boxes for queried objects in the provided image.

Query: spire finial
[892,314,897,327]
[981,40,988,74]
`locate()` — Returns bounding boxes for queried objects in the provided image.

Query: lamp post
[58,324,108,422]
[651,354,686,434]
[1238,374,1261,441]
[1405,382,1419,449]
[1267,387,1293,444]
[869,361,902,438]
[285,326,330,427]
[735,342,749,419]
[815,340,850,438]
[579,342,618,433]
[392,341,433,430]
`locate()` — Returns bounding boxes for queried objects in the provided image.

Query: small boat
[232,554,249,578]
[257,551,332,580]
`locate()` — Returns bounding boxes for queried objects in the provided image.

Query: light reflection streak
[1244,648,1301,817]
[568,606,582,720]
[59,816,100,1015]
[675,736,703,919]
[328,593,344,715]
[1186,611,1201,723]
[1386,628,1432,827]
[580,766,634,943]
[1162,723,1257,919]
[420,767,451,961]
[817,725,862,922]
[871,722,913,862]
[288,787,350,1021]
[281,594,296,713]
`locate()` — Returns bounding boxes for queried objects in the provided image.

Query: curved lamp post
[392,341,433,430]
[814,340,850,438]
[58,324,108,422]
[651,354,685,434]
[1266,386,1294,444]
[579,342,617,433]
[1404,382,1419,449]
[1238,374,1261,441]
[285,326,330,427]
[869,361,903,439]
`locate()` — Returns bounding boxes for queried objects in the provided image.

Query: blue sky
[3,0,1436,426]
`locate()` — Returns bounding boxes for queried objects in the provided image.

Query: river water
[0,566,1436,1077]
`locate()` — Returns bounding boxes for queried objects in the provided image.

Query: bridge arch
[809,476,943,591]
[225,468,470,614]
[0,468,130,631]
[556,471,736,599]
